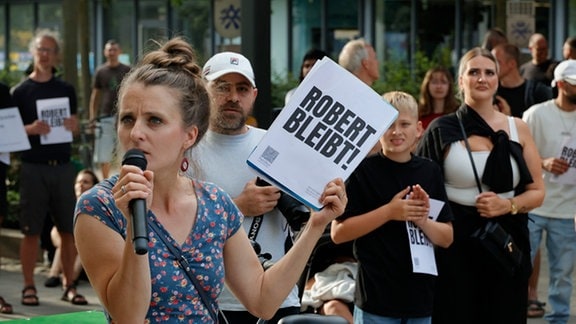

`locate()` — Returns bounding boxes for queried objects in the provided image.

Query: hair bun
[140,37,202,78]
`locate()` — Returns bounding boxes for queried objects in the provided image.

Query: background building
[0,0,574,126]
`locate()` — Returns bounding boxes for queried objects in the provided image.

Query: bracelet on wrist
[508,198,518,215]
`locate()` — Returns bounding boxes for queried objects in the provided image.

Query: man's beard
[212,105,248,134]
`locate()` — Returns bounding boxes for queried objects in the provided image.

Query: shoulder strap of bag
[148,220,219,323]
[248,215,263,241]
[457,110,483,194]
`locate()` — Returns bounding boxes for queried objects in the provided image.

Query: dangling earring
[180,157,189,172]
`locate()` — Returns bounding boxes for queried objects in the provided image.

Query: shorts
[19,162,77,235]
[93,116,117,164]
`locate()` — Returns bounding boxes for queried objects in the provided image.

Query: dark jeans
[219,307,300,324]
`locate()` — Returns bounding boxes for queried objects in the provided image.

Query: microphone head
[122,148,148,170]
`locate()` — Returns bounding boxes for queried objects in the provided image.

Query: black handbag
[470,220,523,276]
[457,112,523,276]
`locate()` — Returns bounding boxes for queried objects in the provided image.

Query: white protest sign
[550,135,576,185]
[0,107,31,153]
[247,57,398,210]
[406,198,444,276]
[36,97,72,145]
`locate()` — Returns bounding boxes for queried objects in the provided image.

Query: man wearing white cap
[188,52,302,323]
[522,59,576,324]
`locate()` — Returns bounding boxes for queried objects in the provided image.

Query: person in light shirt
[523,59,576,324]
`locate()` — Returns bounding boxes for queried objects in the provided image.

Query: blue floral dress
[75,176,243,323]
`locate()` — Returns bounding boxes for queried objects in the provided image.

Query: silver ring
[121,185,126,194]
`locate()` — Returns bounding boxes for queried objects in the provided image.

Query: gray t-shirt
[189,126,300,310]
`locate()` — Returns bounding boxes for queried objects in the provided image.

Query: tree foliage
[271,47,454,109]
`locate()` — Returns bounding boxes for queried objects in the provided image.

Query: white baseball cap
[202,52,256,87]
[552,59,576,87]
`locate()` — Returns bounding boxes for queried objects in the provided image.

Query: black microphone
[121,148,149,255]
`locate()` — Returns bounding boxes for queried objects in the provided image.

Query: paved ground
[0,166,112,322]
[0,256,103,321]
[1,233,576,322]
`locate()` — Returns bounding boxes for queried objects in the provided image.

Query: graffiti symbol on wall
[220,5,241,30]
[214,0,241,38]
[510,20,532,43]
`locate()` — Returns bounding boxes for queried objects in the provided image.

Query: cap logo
[230,57,239,65]
[203,66,211,77]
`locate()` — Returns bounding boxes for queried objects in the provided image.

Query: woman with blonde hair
[417,47,545,323]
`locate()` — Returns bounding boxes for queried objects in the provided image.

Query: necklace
[557,101,576,137]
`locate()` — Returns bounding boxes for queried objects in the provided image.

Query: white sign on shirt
[406,198,445,276]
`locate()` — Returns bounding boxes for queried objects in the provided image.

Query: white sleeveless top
[444,117,521,206]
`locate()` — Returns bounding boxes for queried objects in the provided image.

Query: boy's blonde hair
[382,91,418,119]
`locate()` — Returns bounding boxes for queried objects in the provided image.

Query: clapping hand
[387,185,430,223]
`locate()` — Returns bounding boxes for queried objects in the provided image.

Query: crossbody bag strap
[148,220,219,323]
[457,111,483,194]
[248,215,263,241]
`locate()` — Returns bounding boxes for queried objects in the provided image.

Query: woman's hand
[113,165,154,219]
[309,178,347,227]
[475,191,509,218]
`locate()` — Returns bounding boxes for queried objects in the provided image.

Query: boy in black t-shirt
[331,91,454,323]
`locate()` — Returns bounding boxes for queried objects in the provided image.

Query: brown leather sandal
[61,284,88,305]
[21,285,39,306]
[0,296,13,314]
[527,299,546,318]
